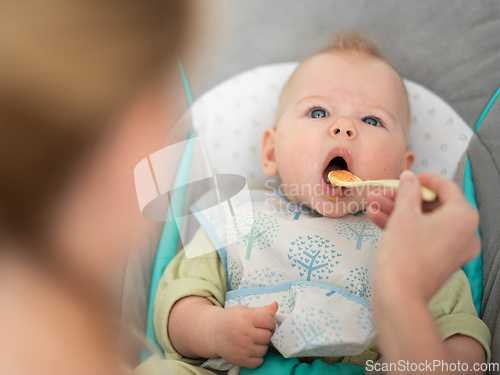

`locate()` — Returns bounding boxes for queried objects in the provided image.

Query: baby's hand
[208,301,279,368]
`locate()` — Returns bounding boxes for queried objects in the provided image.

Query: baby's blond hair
[319,32,383,59]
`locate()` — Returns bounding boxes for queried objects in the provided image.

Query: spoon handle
[337,179,437,202]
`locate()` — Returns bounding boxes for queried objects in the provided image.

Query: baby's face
[262,51,414,217]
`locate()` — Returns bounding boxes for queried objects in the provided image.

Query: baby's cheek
[365,145,406,179]
[276,137,310,176]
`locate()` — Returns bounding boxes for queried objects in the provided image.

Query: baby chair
[123,2,500,374]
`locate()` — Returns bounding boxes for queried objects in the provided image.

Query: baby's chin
[308,195,368,218]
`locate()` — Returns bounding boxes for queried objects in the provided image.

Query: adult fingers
[367,190,395,229]
[367,193,395,217]
[418,173,464,205]
[421,199,442,213]
[368,184,398,200]
[419,173,479,236]
[392,170,422,215]
[470,232,481,258]
[367,207,389,230]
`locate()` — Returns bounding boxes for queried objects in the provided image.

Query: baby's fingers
[252,302,278,331]
[253,327,273,345]
[251,311,277,332]
[242,344,270,369]
[250,343,270,358]
[254,301,279,316]
[244,355,265,369]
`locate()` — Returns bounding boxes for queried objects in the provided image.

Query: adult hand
[209,302,278,368]
[367,171,480,303]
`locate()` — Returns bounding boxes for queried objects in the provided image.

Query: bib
[192,189,382,358]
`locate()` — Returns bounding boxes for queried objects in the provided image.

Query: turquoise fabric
[473,86,500,132]
[463,158,482,315]
[462,85,500,316]
[143,129,195,359]
[142,60,195,362]
[241,352,365,375]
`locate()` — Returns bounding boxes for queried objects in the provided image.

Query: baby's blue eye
[362,116,381,127]
[310,109,328,118]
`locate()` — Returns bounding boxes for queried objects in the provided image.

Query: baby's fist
[209,302,278,368]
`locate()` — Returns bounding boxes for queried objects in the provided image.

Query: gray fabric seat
[469,100,500,370]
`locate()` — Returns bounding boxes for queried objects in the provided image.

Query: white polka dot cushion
[190,62,472,182]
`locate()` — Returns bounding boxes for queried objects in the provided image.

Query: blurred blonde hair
[0,0,193,239]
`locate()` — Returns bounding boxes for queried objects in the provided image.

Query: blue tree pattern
[199,198,240,246]
[227,255,242,290]
[231,210,279,260]
[344,267,372,299]
[290,307,341,350]
[274,196,321,220]
[242,267,285,288]
[279,288,296,314]
[356,305,373,333]
[335,217,381,250]
[225,293,263,308]
[288,235,340,281]
[274,283,308,316]
[272,305,374,356]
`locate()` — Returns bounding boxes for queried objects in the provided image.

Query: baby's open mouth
[323,157,348,186]
[320,148,354,200]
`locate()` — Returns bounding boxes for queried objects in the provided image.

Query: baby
[261,35,413,218]
[154,33,490,371]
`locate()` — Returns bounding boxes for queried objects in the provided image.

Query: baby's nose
[329,118,357,139]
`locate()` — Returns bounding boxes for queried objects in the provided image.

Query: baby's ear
[402,150,415,171]
[262,128,279,176]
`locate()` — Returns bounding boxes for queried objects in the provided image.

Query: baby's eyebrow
[293,95,327,106]
[369,105,397,123]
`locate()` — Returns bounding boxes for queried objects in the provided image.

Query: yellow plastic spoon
[328,170,437,202]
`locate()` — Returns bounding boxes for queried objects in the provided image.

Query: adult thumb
[395,170,422,213]
[255,301,279,316]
